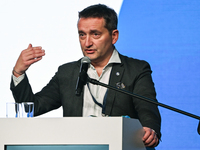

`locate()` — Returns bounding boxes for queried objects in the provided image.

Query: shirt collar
[89,49,121,70]
[107,49,121,65]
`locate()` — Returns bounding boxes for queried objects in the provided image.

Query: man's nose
[85,36,93,48]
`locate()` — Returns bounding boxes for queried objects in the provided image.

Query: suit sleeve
[10,72,61,116]
[131,61,161,139]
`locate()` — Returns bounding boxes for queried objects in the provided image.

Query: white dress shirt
[82,49,121,117]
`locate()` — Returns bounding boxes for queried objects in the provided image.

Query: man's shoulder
[119,53,150,67]
[53,60,81,76]
[58,59,80,69]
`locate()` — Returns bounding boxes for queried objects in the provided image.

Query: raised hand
[13,44,45,77]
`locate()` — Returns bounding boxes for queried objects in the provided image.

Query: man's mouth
[85,49,96,54]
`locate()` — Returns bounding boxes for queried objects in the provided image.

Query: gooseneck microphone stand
[87,76,200,135]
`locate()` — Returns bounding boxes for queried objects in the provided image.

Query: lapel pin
[116,82,125,89]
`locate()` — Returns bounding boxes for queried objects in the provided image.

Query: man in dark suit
[11,4,161,148]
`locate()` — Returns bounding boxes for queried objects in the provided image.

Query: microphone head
[75,56,91,96]
[81,56,91,64]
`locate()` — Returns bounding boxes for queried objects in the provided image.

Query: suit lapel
[105,62,124,115]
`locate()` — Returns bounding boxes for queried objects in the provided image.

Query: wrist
[12,68,25,77]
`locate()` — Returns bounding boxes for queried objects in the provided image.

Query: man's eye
[79,33,86,39]
[93,33,100,38]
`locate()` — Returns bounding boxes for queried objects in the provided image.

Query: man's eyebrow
[90,30,101,33]
[78,30,85,33]
[78,30,101,34]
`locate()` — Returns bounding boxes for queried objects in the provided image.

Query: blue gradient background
[116,0,200,149]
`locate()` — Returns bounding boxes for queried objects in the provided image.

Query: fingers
[27,43,32,49]
[13,44,45,77]
[22,47,45,63]
[142,127,159,148]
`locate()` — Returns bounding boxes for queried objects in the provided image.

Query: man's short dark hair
[78,4,118,34]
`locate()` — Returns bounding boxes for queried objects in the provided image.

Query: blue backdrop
[116,0,200,149]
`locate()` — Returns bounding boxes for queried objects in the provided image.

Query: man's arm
[10,44,46,115]
[131,60,161,147]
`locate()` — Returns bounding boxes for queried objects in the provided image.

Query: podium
[0,117,146,150]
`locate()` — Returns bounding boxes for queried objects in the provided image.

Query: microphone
[75,56,91,96]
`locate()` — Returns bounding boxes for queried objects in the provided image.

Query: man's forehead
[78,17,106,30]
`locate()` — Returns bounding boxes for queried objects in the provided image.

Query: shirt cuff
[12,74,25,86]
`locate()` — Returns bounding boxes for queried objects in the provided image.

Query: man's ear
[112,29,119,44]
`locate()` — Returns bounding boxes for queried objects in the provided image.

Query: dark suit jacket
[10,54,161,139]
